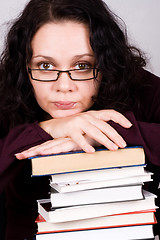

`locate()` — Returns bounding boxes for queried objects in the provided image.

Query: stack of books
[30,147,157,240]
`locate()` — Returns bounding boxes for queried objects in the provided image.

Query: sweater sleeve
[0,122,52,193]
[110,111,160,167]
[111,70,160,167]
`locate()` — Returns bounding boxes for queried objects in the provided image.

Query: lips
[54,101,76,110]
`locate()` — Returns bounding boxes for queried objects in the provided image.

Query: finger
[70,131,96,153]
[101,123,127,148]
[41,139,81,155]
[15,138,69,159]
[88,110,132,128]
[70,120,119,151]
[78,114,126,148]
[79,123,119,151]
[91,119,126,148]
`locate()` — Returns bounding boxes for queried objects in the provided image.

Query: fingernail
[87,146,95,153]
[120,141,127,148]
[15,153,23,160]
[127,122,132,127]
[15,153,20,157]
[111,145,118,151]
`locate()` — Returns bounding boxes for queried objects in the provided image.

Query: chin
[51,109,82,119]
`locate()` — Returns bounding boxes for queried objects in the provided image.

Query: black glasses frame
[28,67,99,82]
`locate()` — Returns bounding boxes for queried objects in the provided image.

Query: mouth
[54,101,76,110]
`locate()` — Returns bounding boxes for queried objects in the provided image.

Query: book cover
[36,210,156,234]
[36,224,155,240]
[37,190,157,223]
[31,146,145,176]
[50,171,152,193]
[50,165,146,184]
[50,184,144,207]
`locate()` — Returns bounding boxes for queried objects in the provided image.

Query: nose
[54,71,77,92]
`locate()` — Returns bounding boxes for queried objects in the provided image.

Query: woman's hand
[15,135,101,160]
[40,110,132,151]
[16,109,132,159]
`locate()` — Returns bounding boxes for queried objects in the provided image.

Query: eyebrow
[32,53,95,61]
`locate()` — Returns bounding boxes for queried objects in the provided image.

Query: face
[29,21,100,119]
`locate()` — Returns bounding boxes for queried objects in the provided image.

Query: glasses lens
[31,69,58,81]
[71,68,97,80]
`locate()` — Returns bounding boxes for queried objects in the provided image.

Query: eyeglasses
[28,67,99,82]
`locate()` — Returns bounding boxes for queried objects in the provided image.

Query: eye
[75,63,91,70]
[39,63,54,70]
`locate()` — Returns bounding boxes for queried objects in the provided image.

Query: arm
[0,122,52,193]
[15,111,160,167]
[15,110,132,158]
[120,70,160,167]
[110,111,160,167]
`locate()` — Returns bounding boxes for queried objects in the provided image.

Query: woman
[0,0,160,239]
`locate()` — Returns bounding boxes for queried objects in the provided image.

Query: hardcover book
[31,146,145,176]
[36,224,155,240]
[50,184,144,207]
[37,190,156,223]
[50,171,152,193]
[36,210,156,234]
[50,165,146,184]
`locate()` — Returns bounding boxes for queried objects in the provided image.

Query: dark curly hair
[0,0,146,137]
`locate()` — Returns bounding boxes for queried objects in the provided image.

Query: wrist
[39,119,53,135]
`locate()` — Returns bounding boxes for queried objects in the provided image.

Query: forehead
[31,21,94,60]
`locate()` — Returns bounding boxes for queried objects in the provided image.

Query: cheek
[81,81,100,104]
[31,82,48,105]
[87,80,100,96]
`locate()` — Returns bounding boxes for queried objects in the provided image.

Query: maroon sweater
[0,69,160,239]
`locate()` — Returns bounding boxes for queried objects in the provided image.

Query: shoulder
[139,68,160,90]
[134,68,160,122]
[140,68,160,105]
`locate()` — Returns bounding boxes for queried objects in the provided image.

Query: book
[36,210,156,234]
[36,224,155,240]
[30,146,145,176]
[37,190,157,223]
[50,184,144,207]
[50,165,146,184]
[50,171,152,193]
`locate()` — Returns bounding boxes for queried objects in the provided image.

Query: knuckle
[107,109,116,115]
